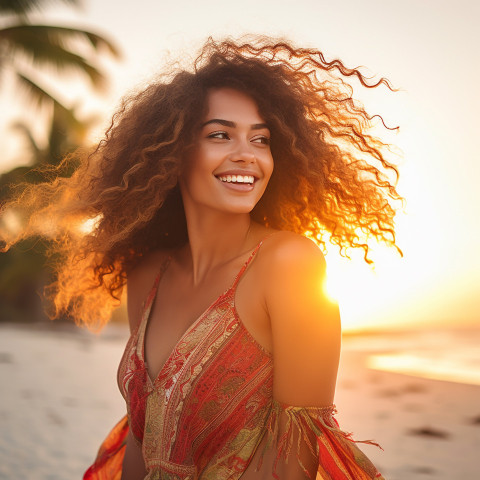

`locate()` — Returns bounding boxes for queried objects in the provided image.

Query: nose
[230,142,256,164]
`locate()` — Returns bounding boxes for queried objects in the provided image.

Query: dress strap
[230,233,275,290]
[141,255,172,316]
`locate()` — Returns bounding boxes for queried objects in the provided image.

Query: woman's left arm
[266,234,340,409]
[260,234,383,479]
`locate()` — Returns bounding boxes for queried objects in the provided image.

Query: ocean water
[343,326,480,386]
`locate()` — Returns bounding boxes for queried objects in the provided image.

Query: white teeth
[217,174,255,184]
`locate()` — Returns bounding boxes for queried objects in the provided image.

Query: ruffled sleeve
[257,399,384,480]
[83,415,129,480]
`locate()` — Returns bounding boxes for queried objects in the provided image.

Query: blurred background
[0,1,478,479]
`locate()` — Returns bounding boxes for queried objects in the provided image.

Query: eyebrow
[201,119,269,130]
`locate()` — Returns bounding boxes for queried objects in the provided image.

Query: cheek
[180,150,210,184]
[178,156,217,201]
[265,155,274,183]
[189,146,220,176]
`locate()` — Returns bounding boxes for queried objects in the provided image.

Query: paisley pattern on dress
[84,240,385,480]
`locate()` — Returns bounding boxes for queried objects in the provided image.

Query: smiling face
[179,88,274,216]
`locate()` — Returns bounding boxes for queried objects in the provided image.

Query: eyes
[207,130,270,146]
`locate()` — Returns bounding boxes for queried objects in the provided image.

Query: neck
[182,207,254,285]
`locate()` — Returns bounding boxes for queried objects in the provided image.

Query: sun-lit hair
[0,36,403,329]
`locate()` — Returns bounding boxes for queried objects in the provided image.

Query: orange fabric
[84,240,384,479]
[83,415,128,480]
[262,401,384,479]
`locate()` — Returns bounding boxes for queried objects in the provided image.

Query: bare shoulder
[259,231,326,276]
[126,249,171,332]
[259,231,334,324]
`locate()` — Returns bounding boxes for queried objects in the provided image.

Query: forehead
[204,88,265,123]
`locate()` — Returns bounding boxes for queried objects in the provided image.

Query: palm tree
[0,0,121,207]
[0,0,120,108]
[0,98,99,199]
[0,99,101,323]
[0,0,121,323]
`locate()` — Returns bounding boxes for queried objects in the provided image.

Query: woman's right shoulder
[126,249,171,332]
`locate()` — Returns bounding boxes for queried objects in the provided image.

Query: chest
[143,263,272,385]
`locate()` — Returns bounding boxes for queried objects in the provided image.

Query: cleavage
[143,262,239,383]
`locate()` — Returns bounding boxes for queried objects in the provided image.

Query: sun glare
[78,215,102,235]
[367,353,480,386]
[324,240,407,332]
[1,209,22,236]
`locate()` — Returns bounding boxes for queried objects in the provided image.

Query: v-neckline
[140,242,263,387]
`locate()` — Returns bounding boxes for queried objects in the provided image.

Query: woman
[1,37,401,479]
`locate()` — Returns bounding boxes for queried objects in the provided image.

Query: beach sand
[0,322,478,479]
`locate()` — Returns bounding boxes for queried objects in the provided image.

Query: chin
[225,206,256,215]
[217,201,258,215]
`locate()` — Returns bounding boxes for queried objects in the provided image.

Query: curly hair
[0,35,402,330]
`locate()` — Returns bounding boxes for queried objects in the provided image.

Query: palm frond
[0,0,81,16]
[0,24,121,58]
[15,71,65,108]
[10,121,42,155]
[2,26,111,89]
[8,76,91,168]
[15,72,91,132]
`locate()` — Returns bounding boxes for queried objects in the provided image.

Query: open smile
[214,173,258,192]
[216,174,255,185]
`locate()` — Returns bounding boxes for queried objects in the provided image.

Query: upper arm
[264,234,341,407]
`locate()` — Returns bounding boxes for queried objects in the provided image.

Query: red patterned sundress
[84,239,384,480]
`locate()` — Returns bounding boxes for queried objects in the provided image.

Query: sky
[1,0,479,331]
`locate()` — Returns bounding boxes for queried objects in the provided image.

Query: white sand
[0,323,478,479]
[0,323,126,480]
[335,339,480,480]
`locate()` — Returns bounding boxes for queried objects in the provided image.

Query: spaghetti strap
[141,255,172,316]
[230,232,276,290]
[143,232,276,316]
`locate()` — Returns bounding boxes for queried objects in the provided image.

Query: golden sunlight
[78,215,102,235]
[367,353,480,386]
[0,209,22,236]
[324,239,407,332]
